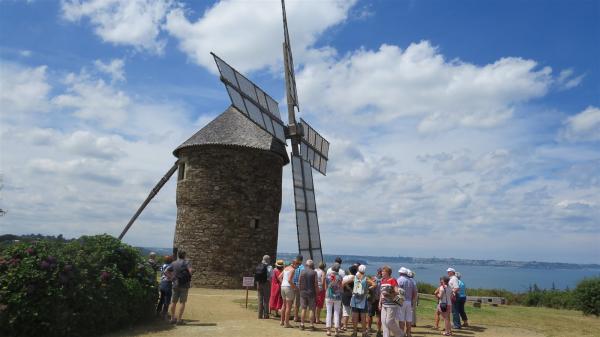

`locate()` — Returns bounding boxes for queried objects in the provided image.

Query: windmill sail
[211,53,287,144]
[119,161,179,240]
[299,118,329,175]
[291,154,323,263]
[280,0,327,263]
[281,0,299,111]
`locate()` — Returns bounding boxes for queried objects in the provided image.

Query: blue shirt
[458,279,467,298]
[350,276,368,309]
[294,264,304,286]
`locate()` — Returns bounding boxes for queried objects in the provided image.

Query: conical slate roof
[173,105,289,164]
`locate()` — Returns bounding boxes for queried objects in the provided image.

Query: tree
[573,277,600,316]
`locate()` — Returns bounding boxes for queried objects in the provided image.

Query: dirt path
[106,288,544,337]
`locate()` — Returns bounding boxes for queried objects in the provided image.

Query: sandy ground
[106,288,544,337]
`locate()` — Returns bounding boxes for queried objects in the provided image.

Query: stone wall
[173,145,284,288]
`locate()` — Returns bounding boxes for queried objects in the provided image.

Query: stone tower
[172,106,289,288]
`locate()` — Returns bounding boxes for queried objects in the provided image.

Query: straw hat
[275,259,285,267]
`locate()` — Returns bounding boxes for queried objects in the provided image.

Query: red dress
[269,268,283,311]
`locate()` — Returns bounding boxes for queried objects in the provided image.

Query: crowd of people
[256,254,469,337]
[146,251,470,336]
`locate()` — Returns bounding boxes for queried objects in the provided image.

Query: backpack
[255,263,268,283]
[352,276,365,296]
[327,274,341,298]
[369,278,381,303]
[175,262,191,286]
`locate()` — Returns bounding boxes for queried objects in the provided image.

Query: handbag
[439,286,449,312]
[440,302,448,312]
[393,294,405,306]
[392,287,405,306]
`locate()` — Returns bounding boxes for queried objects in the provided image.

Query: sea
[326,260,600,292]
[146,248,599,292]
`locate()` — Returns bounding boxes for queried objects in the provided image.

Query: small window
[250,218,259,229]
[178,162,186,181]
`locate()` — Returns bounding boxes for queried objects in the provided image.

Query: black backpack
[255,263,268,283]
[175,262,192,285]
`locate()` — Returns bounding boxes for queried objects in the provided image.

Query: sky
[0,0,599,264]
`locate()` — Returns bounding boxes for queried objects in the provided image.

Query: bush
[0,234,158,337]
[417,281,437,295]
[573,277,600,316]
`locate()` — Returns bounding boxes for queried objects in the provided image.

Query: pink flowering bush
[0,235,157,337]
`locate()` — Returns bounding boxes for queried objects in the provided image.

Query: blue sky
[1,0,598,264]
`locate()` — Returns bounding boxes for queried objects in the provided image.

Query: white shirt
[449,275,459,291]
[327,267,346,278]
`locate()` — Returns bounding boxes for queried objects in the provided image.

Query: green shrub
[417,281,437,295]
[0,234,158,337]
[573,277,600,316]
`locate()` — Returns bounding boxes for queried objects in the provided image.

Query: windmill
[209,1,330,263]
[119,0,329,269]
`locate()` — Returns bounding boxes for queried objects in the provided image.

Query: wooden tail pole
[118,161,179,240]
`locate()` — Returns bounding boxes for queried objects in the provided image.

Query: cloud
[94,58,126,82]
[52,71,130,128]
[61,0,174,53]
[298,42,553,133]
[61,130,126,160]
[556,68,585,90]
[164,0,357,73]
[28,158,123,185]
[559,106,600,142]
[1,61,194,245]
[0,62,50,117]
[418,151,474,174]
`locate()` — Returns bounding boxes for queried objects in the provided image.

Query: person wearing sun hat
[270,259,285,317]
[348,264,375,337]
[407,269,417,327]
[397,267,416,336]
[447,267,461,329]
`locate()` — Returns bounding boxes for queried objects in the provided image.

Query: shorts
[171,287,189,304]
[300,296,316,309]
[281,286,294,301]
[351,306,368,314]
[396,301,413,322]
[342,304,352,317]
[368,301,380,317]
[294,287,301,305]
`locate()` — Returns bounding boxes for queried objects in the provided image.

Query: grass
[237,294,600,337]
[413,295,600,337]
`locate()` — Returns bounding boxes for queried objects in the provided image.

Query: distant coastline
[136,246,600,270]
[287,253,600,270]
[3,235,596,270]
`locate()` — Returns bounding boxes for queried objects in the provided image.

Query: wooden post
[242,276,254,309]
[245,286,249,308]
